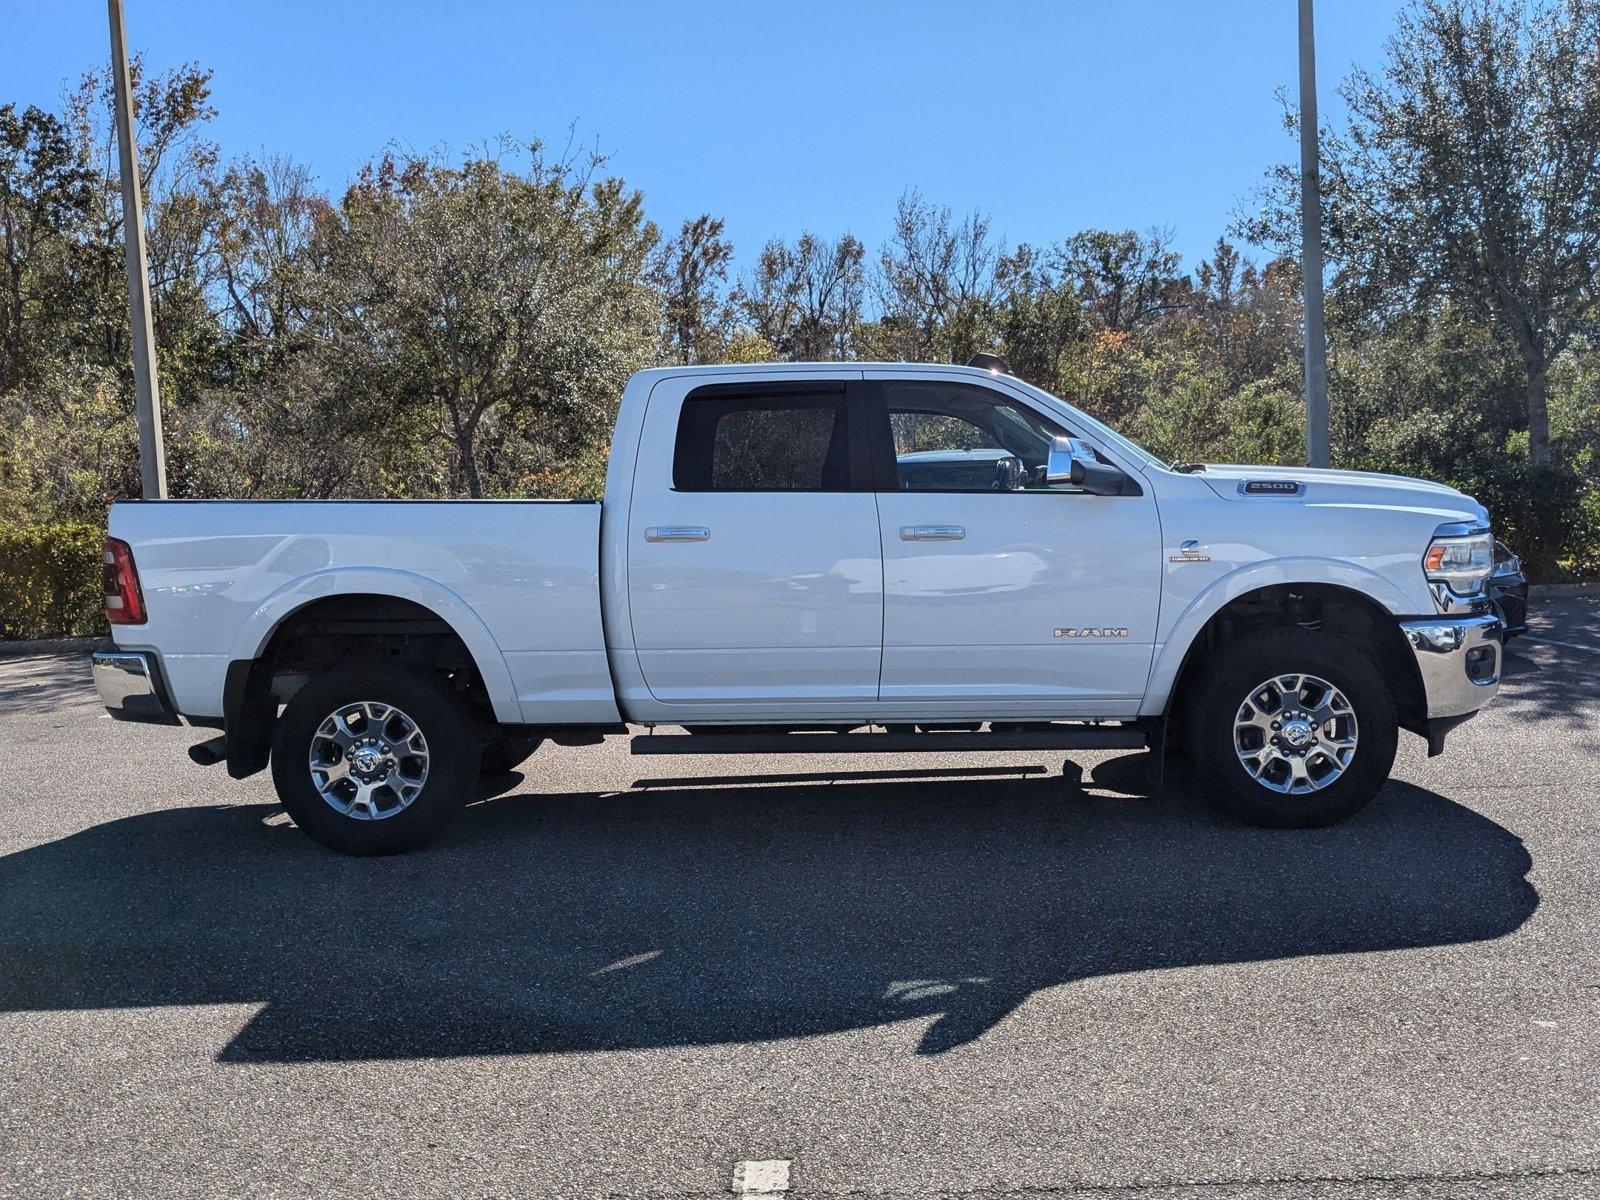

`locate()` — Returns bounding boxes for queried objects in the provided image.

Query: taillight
[103,537,147,625]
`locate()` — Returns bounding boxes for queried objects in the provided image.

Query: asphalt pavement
[1,597,1596,1199]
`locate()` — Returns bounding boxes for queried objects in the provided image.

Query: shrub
[0,522,107,640]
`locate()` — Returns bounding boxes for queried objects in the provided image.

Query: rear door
[867,374,1162,714]
[625,372,883,709]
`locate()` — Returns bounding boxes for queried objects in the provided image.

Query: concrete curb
[1529,582,1600,598]
[0,635,110,658]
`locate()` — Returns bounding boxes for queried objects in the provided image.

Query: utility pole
[1298,0,1330,469]
[107,0,166,498]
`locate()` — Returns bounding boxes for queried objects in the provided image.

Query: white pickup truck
[94,359,1504,854]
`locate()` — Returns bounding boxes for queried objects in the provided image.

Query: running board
[630,725,1149,756]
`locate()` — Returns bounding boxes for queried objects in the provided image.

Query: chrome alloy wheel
[1232,673,1359,795]
[308,701,430,820]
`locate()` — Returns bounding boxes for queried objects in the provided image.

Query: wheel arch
[1148,576,1426,743]
[221,572,520,779]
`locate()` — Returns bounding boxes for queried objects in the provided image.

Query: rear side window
[673,390,853,491]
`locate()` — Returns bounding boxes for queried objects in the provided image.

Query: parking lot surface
[1,597,1596,1199]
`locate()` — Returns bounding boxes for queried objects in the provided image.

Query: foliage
[0,522,105,640]
[1332,308,1600,578]
[874,190,1000,364]
[733,232,865,360]
[0,361,138,524]
[1241,0,1600,467]
[294,145,661,497]
[655,214,735,365]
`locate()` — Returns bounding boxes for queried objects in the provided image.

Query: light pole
[107,0,167,498]
[1298,0,1330,469]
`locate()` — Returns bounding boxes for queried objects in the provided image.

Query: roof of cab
[627,361,1013,384]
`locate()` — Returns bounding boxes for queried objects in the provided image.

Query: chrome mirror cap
[1046,436,1094,485]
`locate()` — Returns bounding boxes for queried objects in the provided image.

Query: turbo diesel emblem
[1054,627,1130,639]
[1169,539,1212,563]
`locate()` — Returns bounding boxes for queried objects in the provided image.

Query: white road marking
[1520,634,1600,655]
[731,1159,790,1196]
[589,949,662,976]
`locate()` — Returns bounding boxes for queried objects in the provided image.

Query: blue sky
[7,1,1406,273]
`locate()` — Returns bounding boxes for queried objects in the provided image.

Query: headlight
[1423,527,1493,595]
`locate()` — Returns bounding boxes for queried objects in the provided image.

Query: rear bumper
[1399,612,1503,721]
[91,650,180,725]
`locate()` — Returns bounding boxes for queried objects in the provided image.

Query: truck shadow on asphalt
[0,758,1537,1061]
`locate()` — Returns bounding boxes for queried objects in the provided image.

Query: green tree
[0,59,219,523]
[655,214,734,365]
[875,189,999,363]
[991,243,1087,397]
[295,145,660,498]
[1243,0,1600,466]
[207,154,323,351]
[734,231,864,361]
[1057,228,1187,335]
[0,103,95,392]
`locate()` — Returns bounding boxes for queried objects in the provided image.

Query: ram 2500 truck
[93,361,1504,854]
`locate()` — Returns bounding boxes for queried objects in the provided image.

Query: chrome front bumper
[91,650,180,725]
[1398,612,1503,720]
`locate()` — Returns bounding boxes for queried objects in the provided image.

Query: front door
[869,375,1162,715]
[625,372,883,710]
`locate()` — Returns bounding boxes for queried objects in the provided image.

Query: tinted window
[674,392,852,491]
[883,381,1073,492]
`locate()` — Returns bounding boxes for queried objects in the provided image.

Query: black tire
[1187,630,1398,829]
[270,660,479,855]
[480,733,542,776]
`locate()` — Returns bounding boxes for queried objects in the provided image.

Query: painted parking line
[731,1159,790,1196]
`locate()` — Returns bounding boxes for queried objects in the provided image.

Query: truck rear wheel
[1187,630,1398,828]
[270,661,479,855]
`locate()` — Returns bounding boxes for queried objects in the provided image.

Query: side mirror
[1045,436,1131,496]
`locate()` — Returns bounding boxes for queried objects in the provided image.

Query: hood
[1195,463,1488,522]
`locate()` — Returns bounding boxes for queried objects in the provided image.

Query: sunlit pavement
[1,597,1595,1199]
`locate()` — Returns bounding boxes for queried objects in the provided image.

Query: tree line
[1,0,1596,603]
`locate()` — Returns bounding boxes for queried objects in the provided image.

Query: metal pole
[1298,0,1330,469]
[108,0,166,498]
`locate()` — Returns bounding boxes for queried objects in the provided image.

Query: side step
[630,724,1150,756]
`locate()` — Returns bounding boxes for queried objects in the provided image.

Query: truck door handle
[900,524,966,541]
[645,526,710,542]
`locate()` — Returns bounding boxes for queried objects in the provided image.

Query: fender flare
[1140,558,1413,718]
[230,566,522,724]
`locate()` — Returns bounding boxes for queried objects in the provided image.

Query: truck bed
[108,500,615,724]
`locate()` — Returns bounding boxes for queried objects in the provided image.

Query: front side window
[883,381,1075,492]
[673,390,852,491]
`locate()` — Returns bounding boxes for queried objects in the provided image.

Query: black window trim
[671,379,876,494]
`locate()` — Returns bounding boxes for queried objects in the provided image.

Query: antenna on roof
[966,352,1011,374]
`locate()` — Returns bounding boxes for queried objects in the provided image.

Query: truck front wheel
[270,661,480,855]
[1187,630,1398,828]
